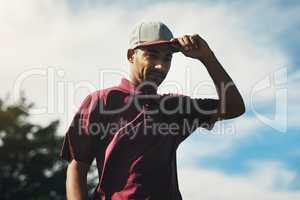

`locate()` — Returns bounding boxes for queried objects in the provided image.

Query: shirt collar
[118,78,160,106]
[118,78,158,95]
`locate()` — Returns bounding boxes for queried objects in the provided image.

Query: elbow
[222,102,246,119]
[233,103,246,118]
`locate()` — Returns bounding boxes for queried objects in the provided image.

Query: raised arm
[171,35,245,119]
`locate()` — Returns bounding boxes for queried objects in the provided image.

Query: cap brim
[134,40,181,53]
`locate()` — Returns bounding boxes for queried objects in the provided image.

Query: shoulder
[160,93,219,111]
[160,92,186,101]
[79,85,128,110]
[161,92,185,97]
[160,92,189,102]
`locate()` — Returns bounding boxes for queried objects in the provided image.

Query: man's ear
[127,49,135,63]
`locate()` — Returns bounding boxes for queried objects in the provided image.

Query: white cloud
[0,0,295,132]
[0,0,297,163]
[1,0,300,197]
[178,160,300,200]
[177,115,265,166]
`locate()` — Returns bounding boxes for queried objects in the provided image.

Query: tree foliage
[0,97,67,199]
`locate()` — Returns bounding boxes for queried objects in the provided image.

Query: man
[61,21,245,200]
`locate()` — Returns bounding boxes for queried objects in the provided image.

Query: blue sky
[190,127,300,189]
[1,0,299,199]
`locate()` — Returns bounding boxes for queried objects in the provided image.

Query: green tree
[0,97,67,199]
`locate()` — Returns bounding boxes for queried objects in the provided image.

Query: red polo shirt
[60,78,219,200]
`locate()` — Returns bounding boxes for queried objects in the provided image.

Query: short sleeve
[60,94,107,165]
[176,95,219,144]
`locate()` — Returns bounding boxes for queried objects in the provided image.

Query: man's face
[128,45,173,88]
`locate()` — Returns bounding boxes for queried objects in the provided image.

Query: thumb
[170,38,181,52]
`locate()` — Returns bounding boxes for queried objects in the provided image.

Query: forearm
[200,52,245,118]
[173,34,245,118]
[66,160,89,200]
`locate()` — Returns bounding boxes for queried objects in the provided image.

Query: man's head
[127,21,178,89]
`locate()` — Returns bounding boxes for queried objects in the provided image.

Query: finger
[182,35,192,51]
[178,37,186,51]
[190,35,199,49]
[170,38,181,51]
[193,34,208,48]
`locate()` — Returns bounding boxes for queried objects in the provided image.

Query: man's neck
[127,76,158,94]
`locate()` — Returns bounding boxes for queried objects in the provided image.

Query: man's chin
[147,76,164,84]
[145,79,162,87]
[138,80,160,93]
